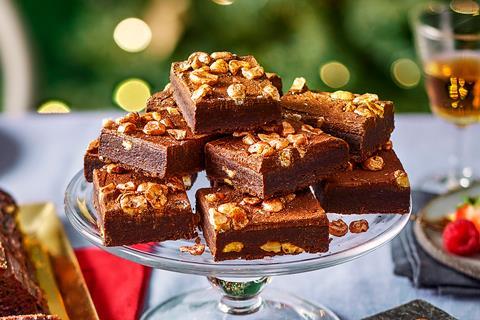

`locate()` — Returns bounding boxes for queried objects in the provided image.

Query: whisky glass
[412,2,480,193]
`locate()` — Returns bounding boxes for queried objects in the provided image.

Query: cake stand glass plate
[65,170,411,320]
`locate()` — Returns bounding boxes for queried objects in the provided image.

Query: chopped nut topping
[210,51,234,61]
[281,121,296,136]
[242,133,256,145]
[329,219,348,237]
[228,59,250,75]
[394,170,409,188]
[105,163,125,174]
[122,140,133,150]
[117,122,136,134]
[347,161,354,171]
[353,93,379,104]
[269,138,289,151]
[118,112,140,124]
[260,241,282,253]
[143,121,166,136]
[210,59,229,74]
[227,83,246,104]
[223,178,233,185]
[279,148,292,167]
[189,68,218,85]
[281,193,296,203]
[290,77,307,92]
[160,117,174,129]
[217,202,241,216]
[167,129,187,140]
[287,133,307,148]
[223,242,244,253]
[177,61,191,72]
[120,193,148,214]
[191,84,213,102]
[232,131,249,137]
[166,107,180,115]
[262,198,283,212]
[230,209,249,230]
[258,132,280,143]
[383,140,393,150]
[102,118,115,129]
[142,183,168,209]
[282,243,304,254]
[143,112,162,122]
[301,124,322,134]
[241,66,264,80]
[331,90,354,101]
[180,243,205,256]
[166,177,184,192]
[188,51,211,69]
[349,219,369,233]
[262,84,280,101]
[116,181,136,191]
[182,175,193,189]
[208,208,230,232]
[240,196,261,206]
[164,82,172,91]
[99,183,116,199]
[248,141,275,156]
[344,93,384,118]
[362,156,384,171]
[205,192,225,203]
[222,166,236,178]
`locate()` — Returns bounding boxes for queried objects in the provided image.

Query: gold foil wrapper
[18,202,99,320]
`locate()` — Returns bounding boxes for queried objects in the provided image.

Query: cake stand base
[141,286,339,320]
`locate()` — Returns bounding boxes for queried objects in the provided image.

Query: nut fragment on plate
[362,155,384,171]
[227,83,246,104]
[329,219,348,237]
[394,170,409,188]
[349,219,369,233]
[180,243,206,256]
[289,77,307,93]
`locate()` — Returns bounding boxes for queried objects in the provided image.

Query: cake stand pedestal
[65,170,411,320]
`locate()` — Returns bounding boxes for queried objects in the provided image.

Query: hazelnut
[329,219,348,237]
[287,133,307,148]
[289,77,307,92]
[394,170,410,188]
[118,112,140,124]
[160,117,174,129]
[177,61,191,72]
[281,121,296,136]
[188,51,211,69]
[222,166,236,178]
[180,243,205,256]
[210,51,234,61]
[353,105,375,117]
[116,181,136,191]
[102,118,115,129]
[99,183,116,199]
[231,209,249,230]
[164,82,172,91]
[182,175,193,189]
[232,131,249,137]
[349,219,369,233]
[269,138,289,151]
[241,66,264,80]
[262,198,283,212]
[331,90,354,101]
[228,59,250,75]
[191,84,212,102]
[105,163,125,174]
[122,140,133,150]
[189,69,218,86]
[119,193,148,215]
[223,242,244,253]
[143,121,166,136]
[208,208,229,232]
[142,183,168,209]
[166,107,180,115]
[166,177,184,192]
[209,59,229,74]
[227,83,246,104]
[262,84,281,101]
[240,197,262,206]
[301,124,322,135]
[167,129,187,140]
[383,140,393,150]
[260,241,282,253]
[353,93,379,104]
[117,122,136,134]
[248,141,275,157]
[258,133,280,142]
[217,202,241,216]
[281,193,296,203]
[362,156,384,171]
[242,133,256,145]
[279,148,292,167]
[205,193,224,203]
[223,178,233,185]
[281,243,304,254]
[143,112,162,122]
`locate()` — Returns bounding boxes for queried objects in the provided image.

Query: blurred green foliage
[6,0,430,112]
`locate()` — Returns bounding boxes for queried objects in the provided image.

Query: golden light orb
[114,78,151,112]
[113,18,152,53]
[391,58,421,89]
[37,100,71,114]
[319,61,350,88]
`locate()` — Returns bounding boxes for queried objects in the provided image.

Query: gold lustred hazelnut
[262,198,284,212]
[182,175,193,189]
[331,90,354,101]
[116,181,136,191]
[228,59,250,75]
[209,59,229,74]
[167,129,187,140]
[279,148,292,167]
[143,121,166,136]
[188,51,211,69]
[223,178,233,185]
[269,138,289,151]
[242,133,256,145]
[222,166,236,178]
[210,51,234,61]
[217,202,240,215]
[289,77,307,92]
[240,197,261,205]
[349,219,369,233]
[117,122,136,134]
[248,141,275,157]
[301,124,322,135]
[99,183,116,200]
[166,107,180,115]
[241,66,264,80]
[394,170,409,188]
[191,84,213,102]
[262,84,280,101]
[230,210,249,230]
[142,183,168,209]
[160,118,174,129]
[208,208,230,232]
[122,140,133,150]
[223,242,244,253]
[287,133,307,148]
[227,83,246,104]
[353,93,379,104]
[102,118,115,129]
[281,121,296,136]
[119,193,148,214]
[329,219,348,237]
[281,243,304,254]
[189,69,218,86]
[205,193,225,203]
[177,61,191,72]
[258,132,280,142]
[260,241,282,253]
[362,156,384,171]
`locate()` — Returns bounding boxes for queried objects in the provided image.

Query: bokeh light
[113,18,152,53]
[211,0,235,5]
[319,61,350,88]
[37,100,70,114]
[114,78,151,112]
[450,0,479,15]
[391,58,421,89]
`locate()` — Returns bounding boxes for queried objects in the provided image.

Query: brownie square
[313,149,411,214]
[170,51,282,134]
[281,78,394,162]
[205,119,349,198]
[196,186,329,261]
[92,167,198,246]
[98,89,214,178]
[0,189,49,317]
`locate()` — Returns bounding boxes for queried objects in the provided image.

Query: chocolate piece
[170,51,282,134]
[196,186,329,261]
[313,149,410,214]
[205,119,349,198]
[362,299,457,320]
[83,139,107,183]
[98,91,214,178]
[0,315,61,320]
[0,189,49,317]
[93,167,198,246]
[281,82,394,162]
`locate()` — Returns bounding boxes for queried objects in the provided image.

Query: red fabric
[75,247,152,320]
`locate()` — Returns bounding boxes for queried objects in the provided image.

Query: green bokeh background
[2,0,433,112]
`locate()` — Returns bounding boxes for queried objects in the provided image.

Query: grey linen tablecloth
[0,113,479,319]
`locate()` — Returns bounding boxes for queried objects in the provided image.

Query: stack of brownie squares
[84,51,410,262]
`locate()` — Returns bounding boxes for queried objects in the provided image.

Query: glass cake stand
[65,170,411,320]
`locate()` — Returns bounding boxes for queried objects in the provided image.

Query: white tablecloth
[0,113,478,319]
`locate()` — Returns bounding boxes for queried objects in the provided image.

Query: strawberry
[443,219,480,256]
